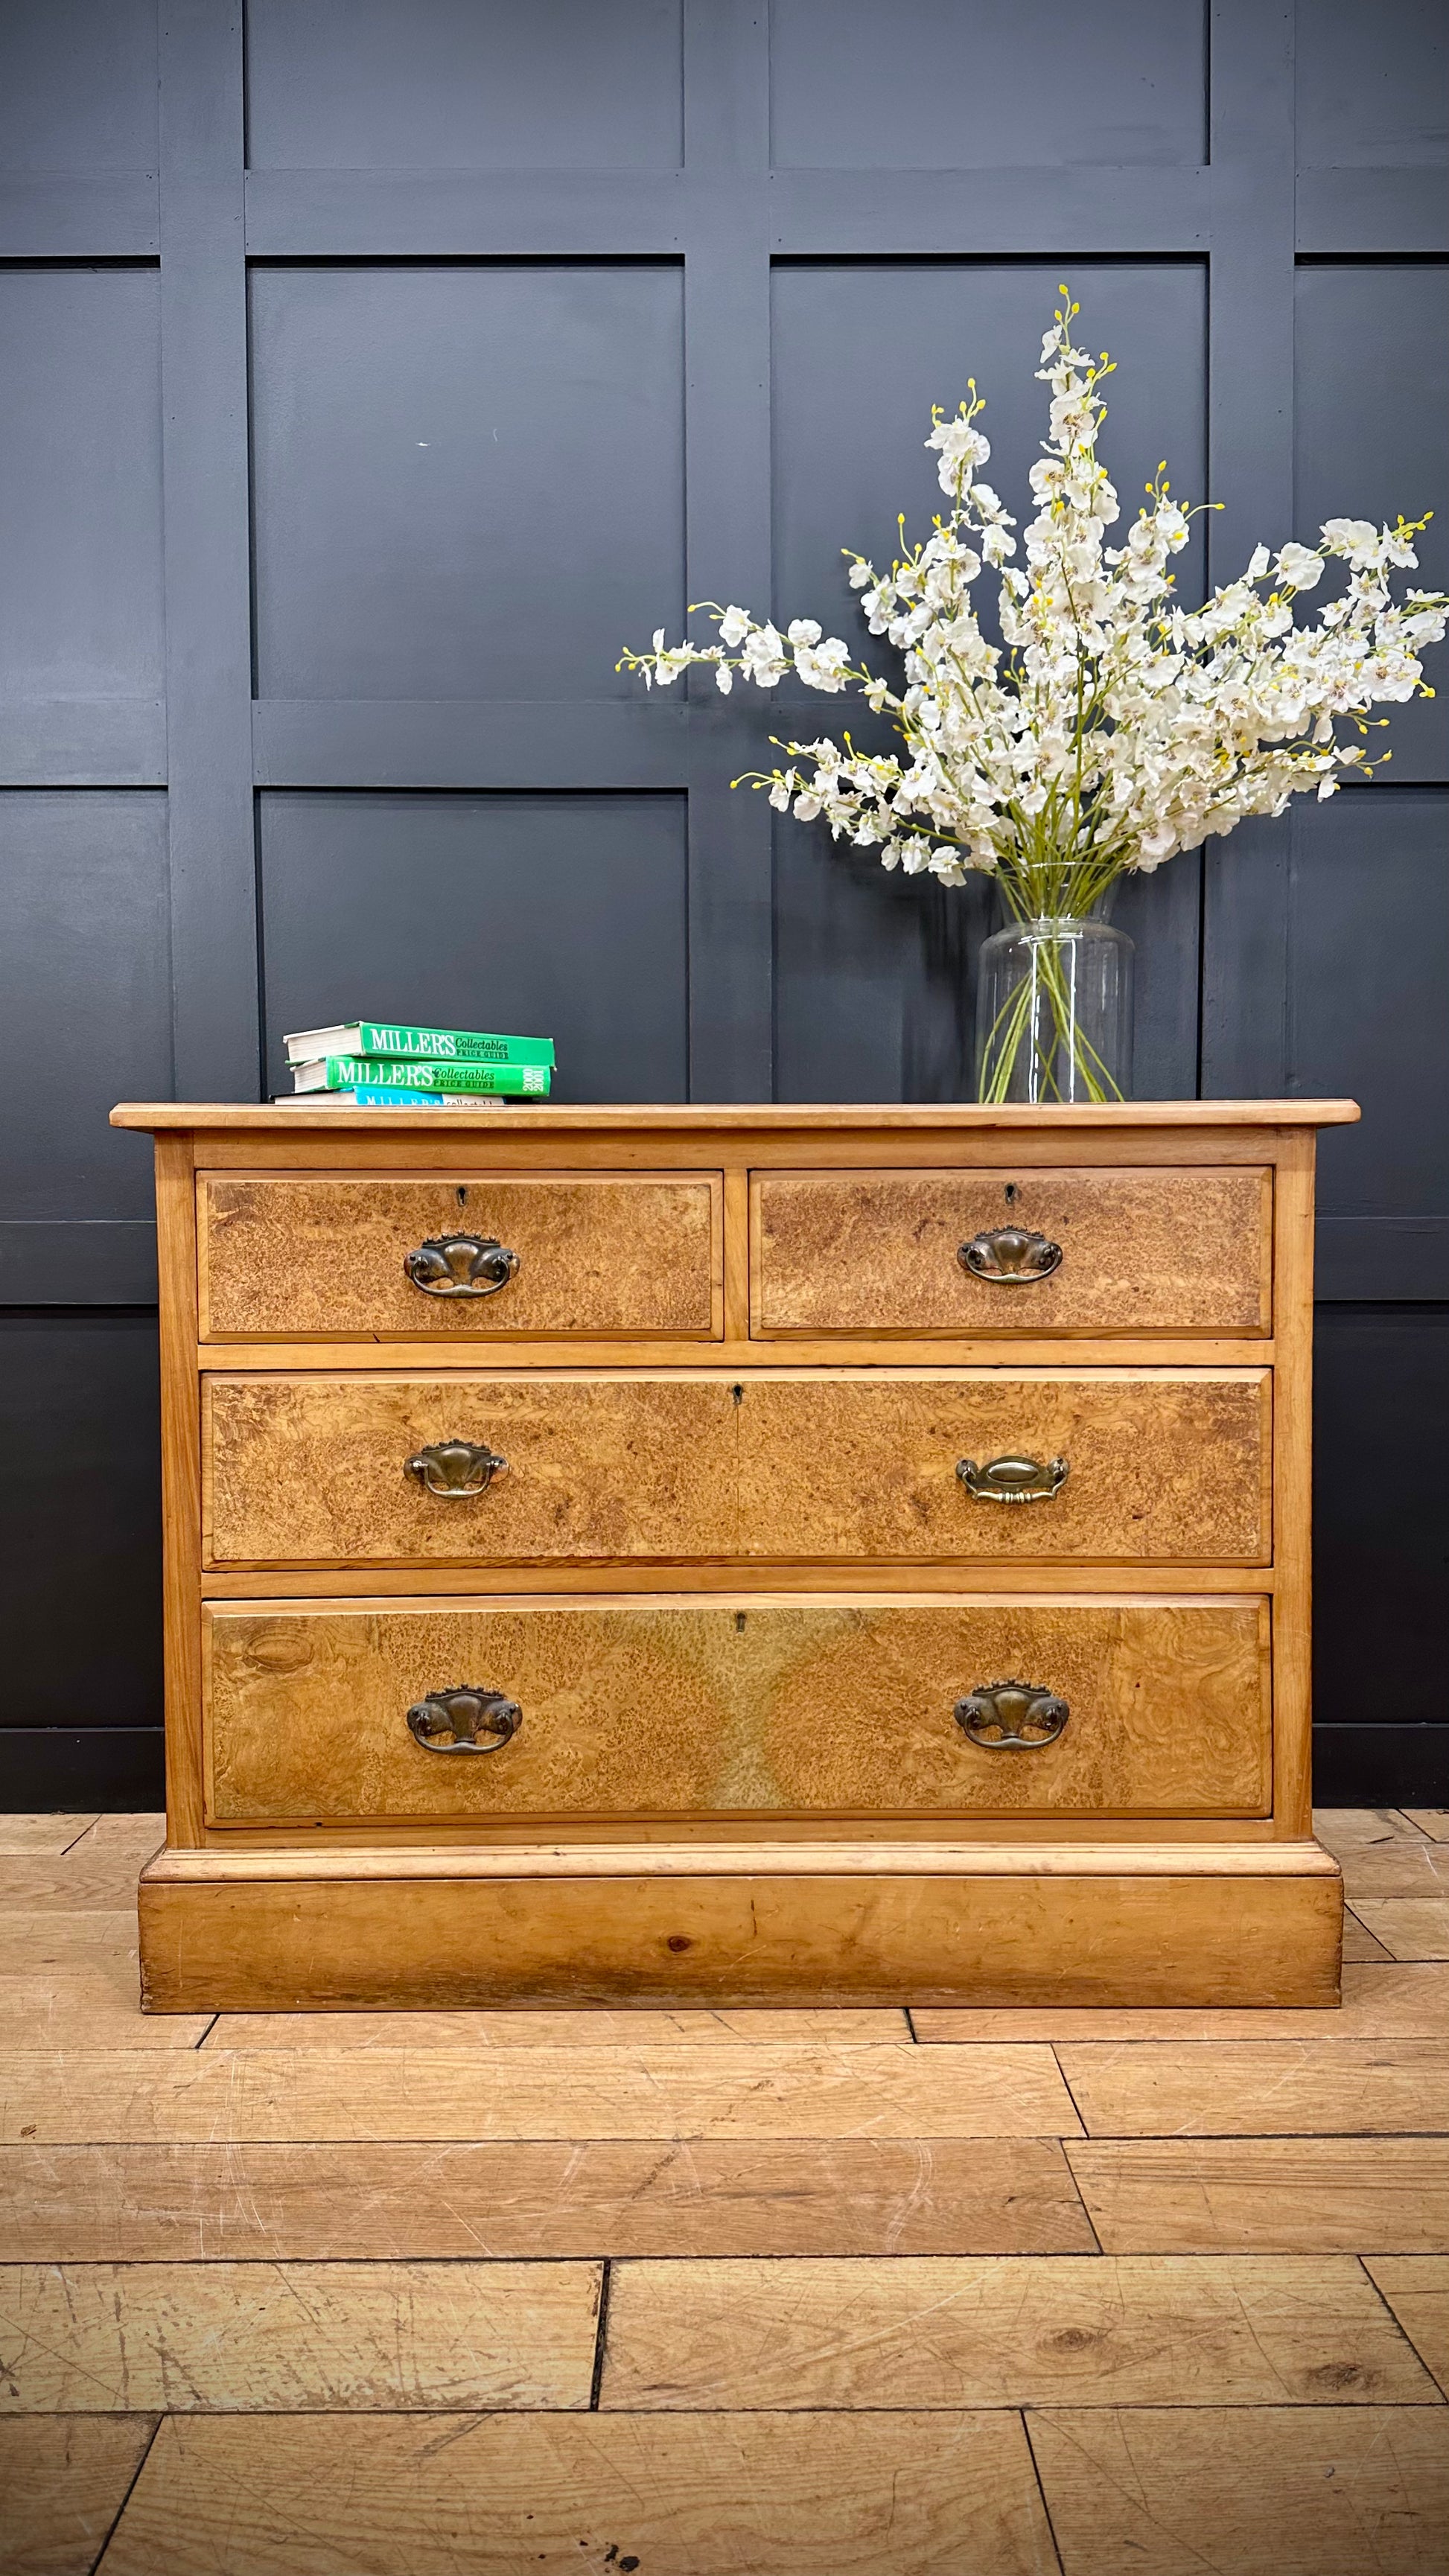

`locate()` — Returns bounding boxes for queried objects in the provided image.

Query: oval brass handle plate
[407,1686,521,1753]
[958,1226,1063,1284]
[958,1453,1069,1504]
[404,1438,508,1497]
[404,1234,520,1298]
[955,1679,1069,1750]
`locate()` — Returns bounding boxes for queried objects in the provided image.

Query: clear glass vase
[975,911,1134,1104]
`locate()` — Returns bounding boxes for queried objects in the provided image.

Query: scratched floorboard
[1,1813,1447,2576]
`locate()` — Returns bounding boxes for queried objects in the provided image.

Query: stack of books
[276,1019,555,1106]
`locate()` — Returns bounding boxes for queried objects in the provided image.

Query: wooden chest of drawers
[113,1098,1357,2010]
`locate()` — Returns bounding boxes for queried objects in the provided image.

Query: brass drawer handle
[404,1438,508,1498]
[407,1686,521,1753]
[958,1453,1069,1504]
[958,1225,1063,1284]
[955,1679,1069,1750]
[404,1233,520,1298]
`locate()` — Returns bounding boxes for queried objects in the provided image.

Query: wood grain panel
[118,1100,1360,1130]
[914,1963,1449,2044]
[69,1814,171,1858]
[737,1371,1272,1562]
[205,1368,1270,1566]
[1344,1910,1395,1962]
[0,1817,98,1855]
[1067,2140,1449,2252]
[0,1973,210,2053]
[0,1854,158,1913]
[98,2411,1057,2576]
[1334,1845,1449,1900]
[199,1172,722,1339]
[0,2042,1082,2143]
[137,1859,1342,2010]
[0,2137,1096,2260]
[1405,1813,1449,1843]
[1316,1808,1433,1855]
[0,2417,157,2576]
[203,1596,1272,1822]
[1316,1810,1449,1896]
[1363,2258,1449,2398]
[753,1166,1273,1335]
[1030,2408,1449,2576]
[599,2254,1436,2410]
[0,2259,600,2412]
[1351,1902,1449,1962]
[203,1374,740,1564]
[1058,2041,1449,2135]
[0,1913,137,1975]
[204,2006,908,2047]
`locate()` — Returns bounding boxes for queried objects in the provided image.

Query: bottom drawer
[203,1594,1272,1824]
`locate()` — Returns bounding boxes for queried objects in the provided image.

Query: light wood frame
[117,1097,1356,2007]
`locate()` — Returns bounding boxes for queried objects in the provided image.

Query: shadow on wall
[0,1311,163,1807]
[1313,1302,1449,1803]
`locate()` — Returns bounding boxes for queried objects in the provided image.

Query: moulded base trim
[138,1837,1343,2012]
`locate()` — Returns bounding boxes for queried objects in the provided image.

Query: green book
[294,1056,551,1097]
[284,1020,555,1069]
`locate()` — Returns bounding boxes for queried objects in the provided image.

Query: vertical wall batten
[159,0,259,1100]
[681,3,775,1100]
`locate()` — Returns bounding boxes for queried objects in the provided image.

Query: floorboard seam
[1013,2409,1069,2575]
[1357,2254,1449,2401]
[588,2258,614,2411]
[86,2411,162,2575]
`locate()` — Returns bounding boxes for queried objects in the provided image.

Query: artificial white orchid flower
[618,290,1448,920]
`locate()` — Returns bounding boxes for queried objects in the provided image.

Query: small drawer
[736,1369,1272,1563]
[203,1372,739,1566]
[203,1593,1273,1823]
[198,1171,722,1340]
[752,1167,1273,1336]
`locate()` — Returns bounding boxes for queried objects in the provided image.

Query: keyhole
[1004,1182,1017,1205]
[456,1186,468,1207]
[731,1383,744,1405]
[735,1611,747,1633]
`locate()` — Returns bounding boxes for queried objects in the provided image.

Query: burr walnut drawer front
[736,1369,1272,1564]
[752,1166,1273,1336]
[203,1367,1271,1566]
[203,1373,741,1566]
[203,1595,1273,1824]
[197,1172,723,1340]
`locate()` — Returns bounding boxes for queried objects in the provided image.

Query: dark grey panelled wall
[0,0,1445,1804]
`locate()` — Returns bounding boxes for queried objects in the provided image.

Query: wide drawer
[203,1595,1273,1822]
[753,1167,1273,1336]
[203,1368,1271,1565]
[198,1172,722,1339]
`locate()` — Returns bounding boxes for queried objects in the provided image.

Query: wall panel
[0,792,170,1301]
[0,268,164,706]
[1295,0,1449,167]
[1295,262,1449,781]
[245,0,684,171]
[258,791,689,1102]
[1314,1303,1449,1785]
[0,1313,161,1733]
[250,263,685,705]
[769,0,1206,168]
[0,0,158,172]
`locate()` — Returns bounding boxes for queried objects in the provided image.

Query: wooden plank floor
[1,1811,1448,2575]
